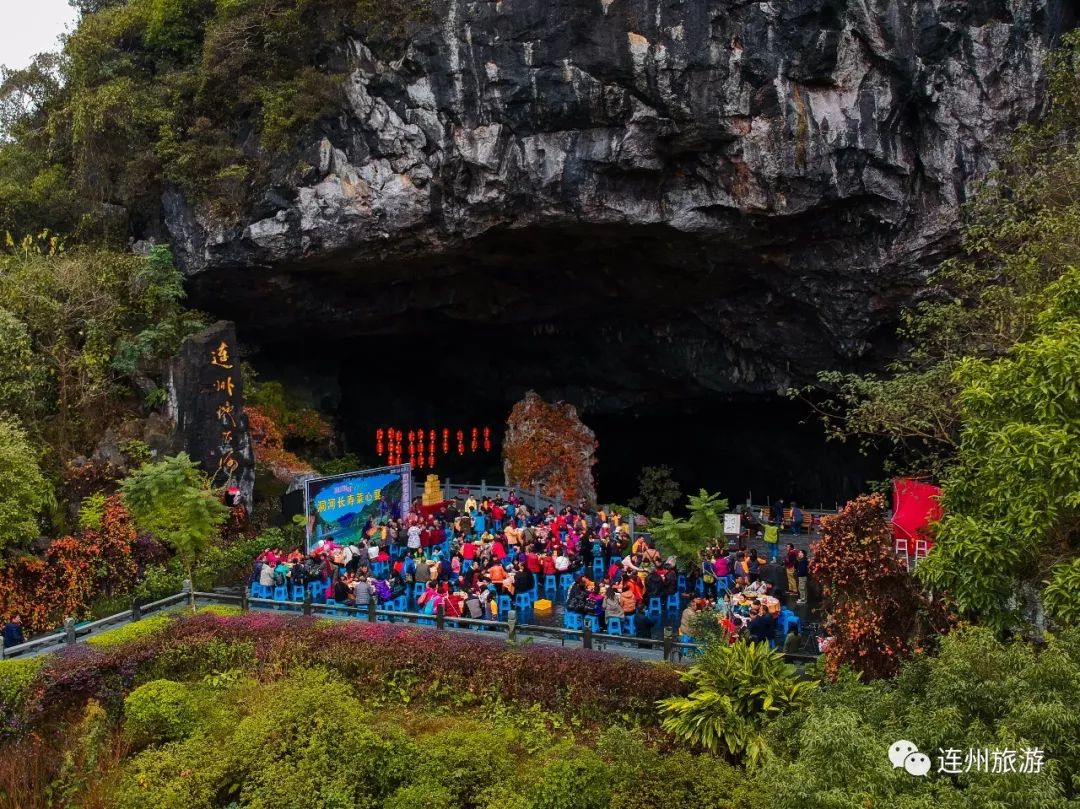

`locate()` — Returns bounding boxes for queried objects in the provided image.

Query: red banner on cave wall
[891,478,943,545]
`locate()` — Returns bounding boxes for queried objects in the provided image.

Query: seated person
[747,603,776,644]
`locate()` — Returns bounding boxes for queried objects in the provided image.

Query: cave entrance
[196,223,886,507]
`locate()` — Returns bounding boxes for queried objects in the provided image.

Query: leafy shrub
[599,726,746,809]
[531,749,612,809]
[659,639,814,763]
[0,657,43,732]
[86,614,171,649]
[0,494,138,631]
[133,563,185,602]
[0,416,47,550]
[77,492,107,531]
[121,453,229,577]
[123,679,196,746]
[812,493,950,679]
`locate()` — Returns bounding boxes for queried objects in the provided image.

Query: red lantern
[483,426,490,440]
[377,441,384,456]
[442,428,450,453]
[483,439,491,453]
[457,442,465,456]
[418,431,425,454]
[428,452,435,468]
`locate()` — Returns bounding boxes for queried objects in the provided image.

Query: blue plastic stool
[677,574,687,592]
[249,582,259,598]
[498,594,513,616]
[308,581,324,603]
[606,617,623,636]
[563,612,583,630]
[515,592,533,611]
[559,573,574,591]
[591,542,602,557]
[462,559,474,574]
[324,598,339,616]
[592,559,605,579]
[646,597,662,618]
[584,614,600,633]
[371,561,388,578]
[624,613,636,635]
[256,584,271,599]
[290,584,305,601]
[392,595,408,612]
[695,578,704,595]
[272,585,288,604]
[413,582,427,602]
[666,593,680,612]
[543,575,558,595]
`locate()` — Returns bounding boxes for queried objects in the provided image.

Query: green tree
[658,639,814,763]
[628,464,682,517]
[0,417,48,549]
[0,308,43,420]
[120,453,228,582]
[650,489,728,571]
[0,243,201,467]
[917,267,1080,631]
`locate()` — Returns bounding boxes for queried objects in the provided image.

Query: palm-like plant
[650,488,728,571]
[658,639,815,763]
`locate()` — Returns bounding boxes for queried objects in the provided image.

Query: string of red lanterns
[375,426,494,468]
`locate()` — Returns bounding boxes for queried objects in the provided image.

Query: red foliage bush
[247,406,315,480]
[0,496,138,632]
[812,494,951,680]
[10,613,685,735]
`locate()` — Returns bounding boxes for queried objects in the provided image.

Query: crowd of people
[250,493,816,649]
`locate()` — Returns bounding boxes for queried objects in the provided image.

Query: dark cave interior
[193,223,889,506]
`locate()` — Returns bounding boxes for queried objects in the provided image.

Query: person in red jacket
[541,553,556,576]
[525,551,542,574]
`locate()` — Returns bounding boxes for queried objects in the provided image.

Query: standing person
[771,497,785,528]
[791,503,804,534]
[784,543,798,596]
[763,521,780,562]
[795,549,810,605]
[701,554,717,599]
[3,615,24,649]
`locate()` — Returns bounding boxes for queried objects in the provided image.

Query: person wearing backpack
[701,555,717,599]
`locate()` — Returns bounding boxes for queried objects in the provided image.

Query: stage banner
[304,464,411,551]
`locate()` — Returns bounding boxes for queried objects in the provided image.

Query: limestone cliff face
[171,0,1069,406]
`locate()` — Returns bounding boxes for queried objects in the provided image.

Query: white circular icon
[889,740,918,769]
[904,751,932,777]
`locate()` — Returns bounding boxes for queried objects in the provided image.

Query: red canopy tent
[891,478,942,548]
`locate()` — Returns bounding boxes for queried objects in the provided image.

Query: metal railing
[2,587,818,666]
[1,592,189,660]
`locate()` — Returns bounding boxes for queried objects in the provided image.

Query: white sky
[0,0,79,70]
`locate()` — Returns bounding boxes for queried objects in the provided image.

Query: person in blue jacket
[3,614,24,649]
